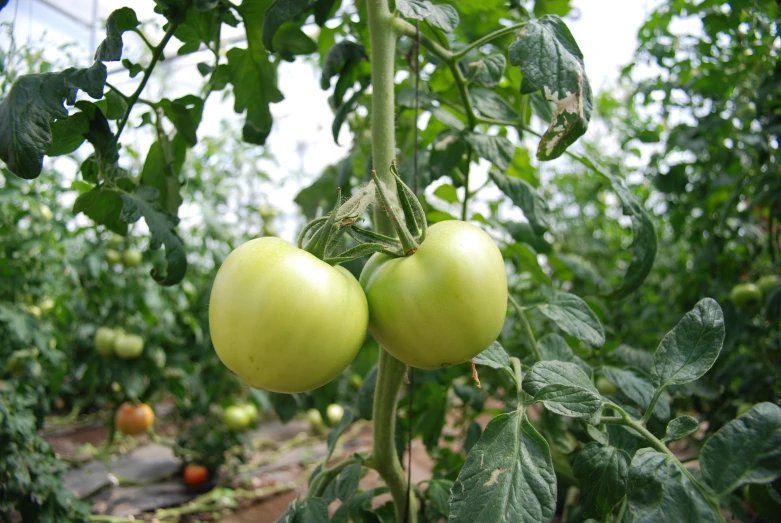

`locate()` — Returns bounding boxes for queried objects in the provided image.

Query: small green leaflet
[508,16,592,160]
[464,133,514,170]
[471,88,520,121]
[700,402,781,496]
[532,384,601,419]
[321,41,368,90]
[473,342,512,372]
[326,407,355,459]
[396,0,459,32]
[490,171,549,235]
[94,7,139,62]
[275,497,329,523]
[263,0,318,52]
[468,54,506,88]
[0,62,107,180]
[336,462,362,502]
[627,448,719,522]
[536,291,605,347]
[600,366,670,422]
[572,444,630,519]
[663,416,699,443]
[449,411,556,523]
[651,298,725,389]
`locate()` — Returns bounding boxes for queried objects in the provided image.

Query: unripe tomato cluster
[94,327,145,359]
[223,404,259,431]
[106,234,143,268]
[209,221,508,394]
[730,274,779,308]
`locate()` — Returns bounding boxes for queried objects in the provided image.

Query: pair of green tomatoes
[209,221,508,394]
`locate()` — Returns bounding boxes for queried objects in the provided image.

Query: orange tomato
[115,402,154,436]
[183,464,208,486]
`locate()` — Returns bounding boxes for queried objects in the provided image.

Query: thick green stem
[372,349,417,523]
[366,3,418,522]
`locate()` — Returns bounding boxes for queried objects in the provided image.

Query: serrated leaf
[273,23,318,60]
[94,7,139,62]
[159,95,204,147]
[471,88,520,121]
[626,448,719,522]
[524,360,597,396]
[396,0,459,32]
[651,298,725,389]
[119,186,187,285]
[490,171,549,235]
[74,101,118,166]
[468,54,506,88]
[663,416,699,442]
[508,16,592,160]
[536,291,605,347]
[336,462,362,502]
[700,402,781,496]
[226,47,284,145]
[473,342,512,372]
[174,7,221,55]
[532,384,601,419]
[0,62,106,179]
[73,187,128,234]
[464,133,514,170]
[449,411,556,523]
[263,0,318,52]
[573,444,630,519]
[140,137,186,214]
[600,367,670,423]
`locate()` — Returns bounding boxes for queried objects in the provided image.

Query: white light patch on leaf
[484,467,503,486]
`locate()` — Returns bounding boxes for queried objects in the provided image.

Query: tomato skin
[95,327,117,356]
[359,221,507,369]
[115,403,154,436]
[242,403,259,423]
[183,464,208,486]
[327,403,344,426]
[122,249,143,268]
[114,333,144,359]
[209,237,368,393]
[224,406,251,430]
[730,283,762,308]
[307,408,325,430]
[106,249,122,265]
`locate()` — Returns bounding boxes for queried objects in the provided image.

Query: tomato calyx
[297,159,428,264]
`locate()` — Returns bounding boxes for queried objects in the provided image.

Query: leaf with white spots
[508,15,592,160]
[449,410,556,523]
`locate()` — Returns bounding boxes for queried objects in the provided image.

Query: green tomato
[95,327,118,356]
[242,403,259,422]
[757,275,780,296]
[224,406,251,431]
[596,376,618,396]
[359,221,507,369]
[106,249,122,265]
[307,408,324,430]
[114,333,144,359]
[327,403,344,426]
[108,234,125,248]
[209,237,368,393]
[729,283,762,308]
[39,204,53,221]
[122,249,143,268]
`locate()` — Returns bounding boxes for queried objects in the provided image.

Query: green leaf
[263,0,318,52]
[122,58,143,77]
[321,40,368,90]
[159,95,204,147]
[276,497,329,523]
[536,291,605,348]
[104,88,128,120]
[471,88,519,121]
[508,16,592,160]
[430,130,467,182]
[433,183,459,204]
[650,298,725,389]
[72,187,128,234]
[467,54,506,88]
[600,367,670,423]
[47,112,88,156]
[594,166,658,299]
[700,402,781,496]
[273,23,318,60]
[119,186,187,285]
[573,444,630,519]
[490,171,549,235]
[0,62,107,179]
[269,392,298,422]
[663,416,699,443]
[332,85,368,144]
[627,448,719,522]
[358,365,378,420]
[94,7,139,62]
[464,133,514,170]
[532,384,601,419]
[473,342,512,372]
[425,479,453,520]
[139,137,187,214]
[194,0,219,10]
[449,411,556,523]
[225,47,284,145]
[174,7,220,55]
[74,101,118,166]
[524,360,597,396]
[396,1,459,32]
[534,0,572,17]
[336,462,362,503]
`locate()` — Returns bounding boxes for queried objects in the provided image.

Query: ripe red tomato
[115,402,154,436]
[183,464,208,486]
